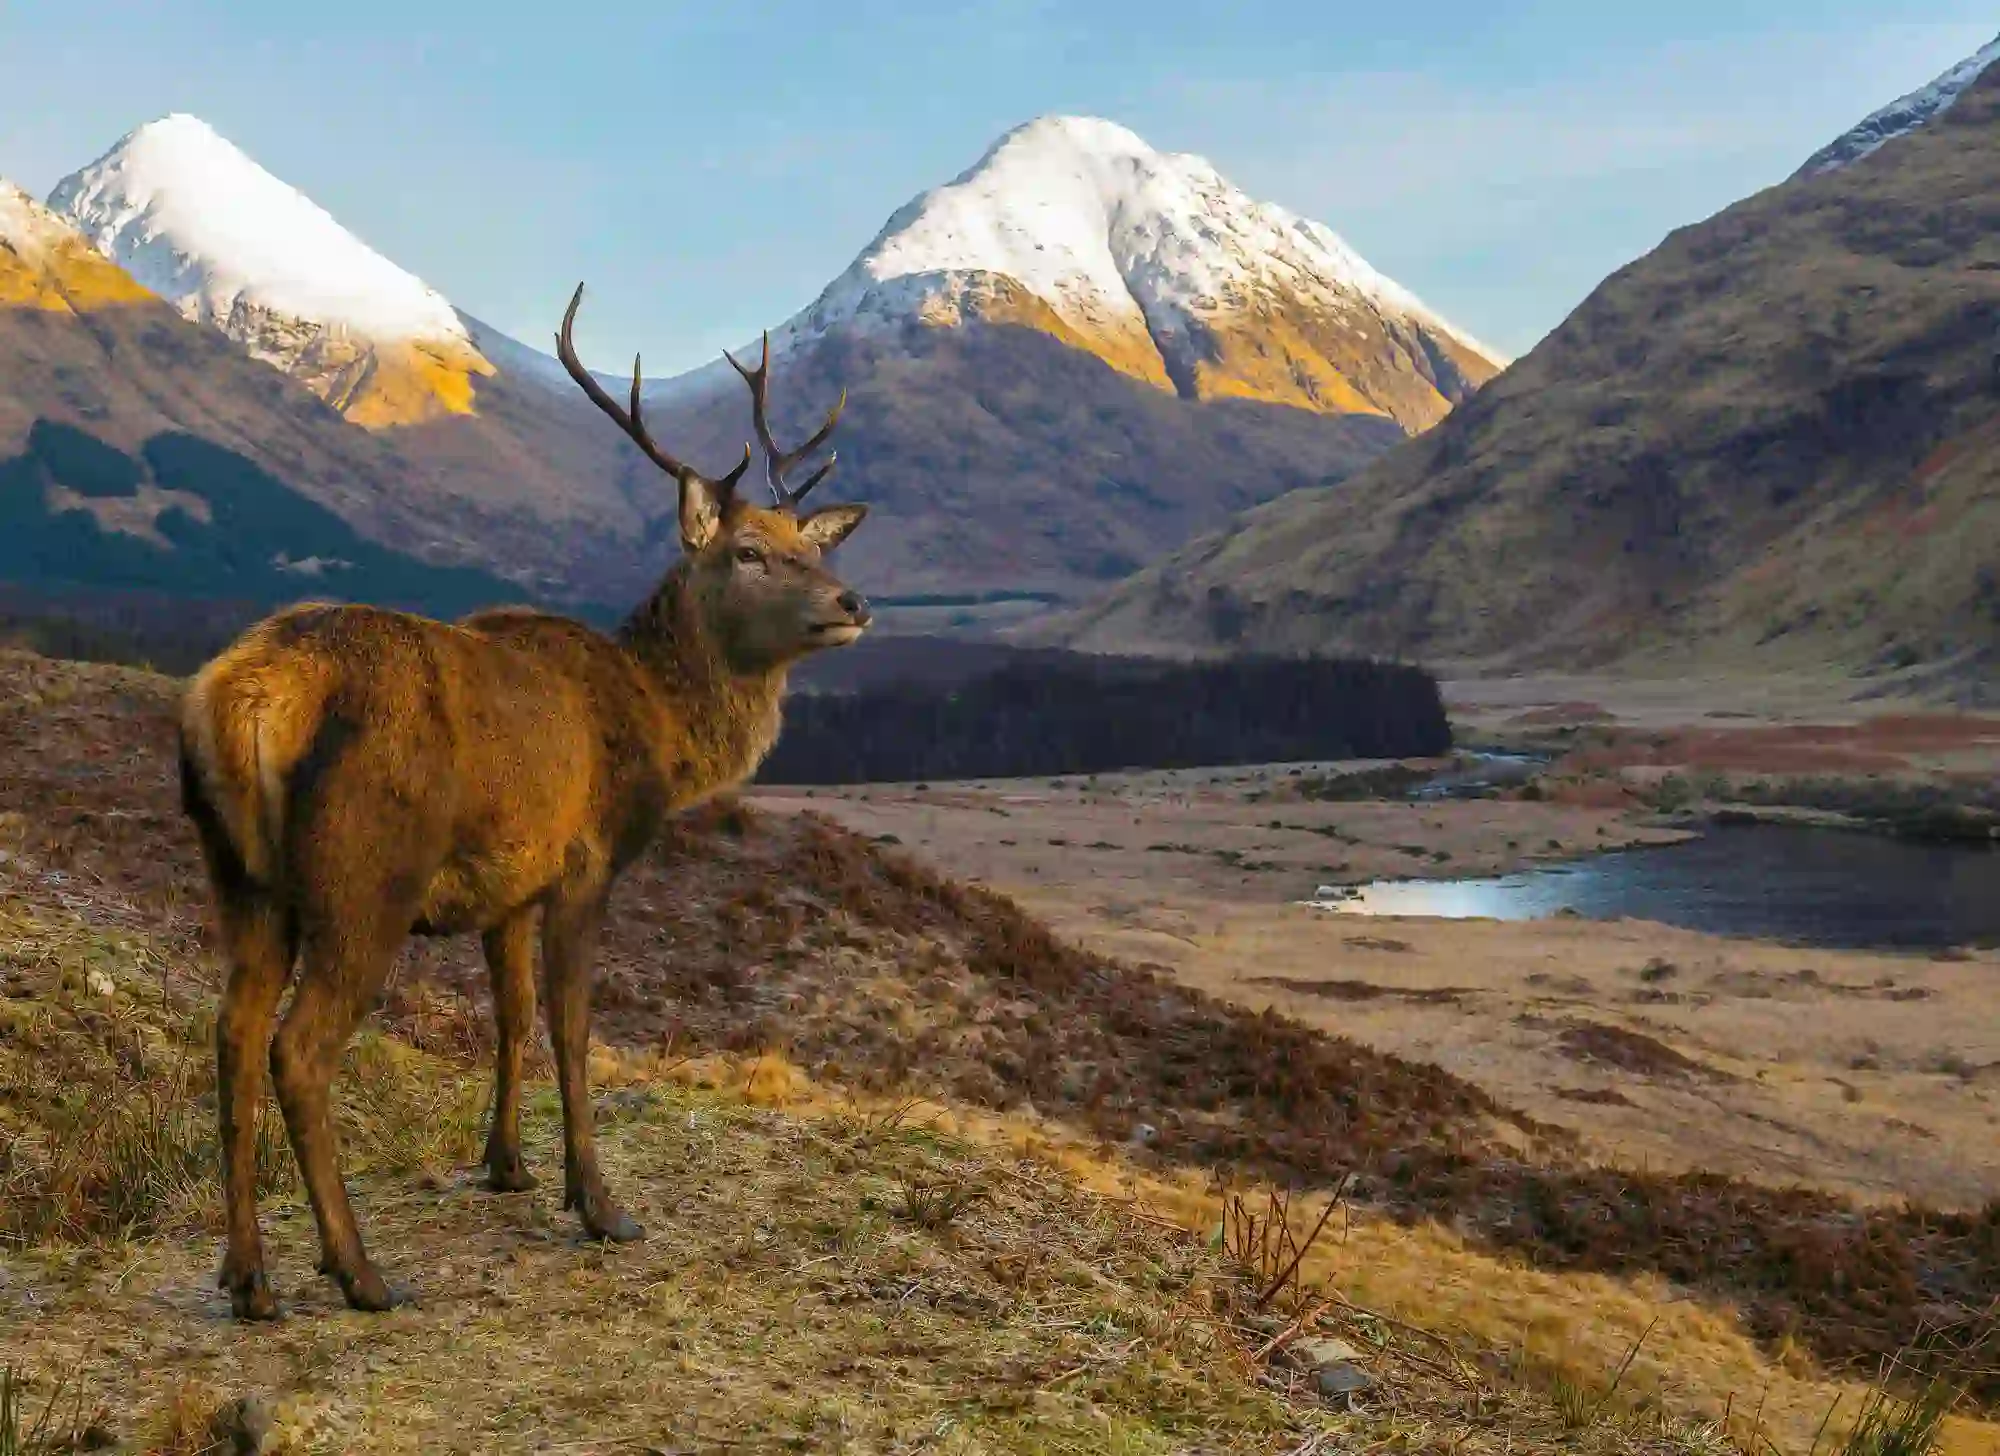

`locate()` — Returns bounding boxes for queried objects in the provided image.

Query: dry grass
[0,650,1997,1453]
[590,1045,2000,1456]
[0,1364,108,1455]
[0,898,481,1251]
[0,886,1984,1455]
[0,931,1384,1451]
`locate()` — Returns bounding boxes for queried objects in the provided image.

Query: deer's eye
[734,546,764,567]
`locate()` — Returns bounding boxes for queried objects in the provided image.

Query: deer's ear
[679,472,724,552]
[798,503,867,552]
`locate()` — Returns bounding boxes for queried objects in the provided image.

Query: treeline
[760,653,1450,784]
[0,587,255,674]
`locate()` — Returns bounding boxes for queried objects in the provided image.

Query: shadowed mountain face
[636,324,1409,601]
[1042,64,2000,685]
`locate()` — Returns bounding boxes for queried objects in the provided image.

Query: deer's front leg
[540,886,645,1243]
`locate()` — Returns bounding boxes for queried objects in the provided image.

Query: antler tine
[558,283,728,491]
[790,453,837,505]
[722,329,844,508]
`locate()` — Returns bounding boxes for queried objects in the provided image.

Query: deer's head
[558,285,872,671]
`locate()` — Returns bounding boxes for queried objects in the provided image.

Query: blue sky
[1,2,1992,374]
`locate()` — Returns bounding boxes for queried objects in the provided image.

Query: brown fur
[179,362,871,1318]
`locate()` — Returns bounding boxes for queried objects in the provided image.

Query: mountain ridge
[1035,53,2000,686]
[25,110,1501,613]
[1795,32,2000,179]
[0,182,524,618]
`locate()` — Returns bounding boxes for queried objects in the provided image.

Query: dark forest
[759,652,1450,783]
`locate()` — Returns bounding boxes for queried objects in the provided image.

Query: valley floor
[749,683,2000,1211]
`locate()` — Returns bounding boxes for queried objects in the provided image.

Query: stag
[178,285,869,1319]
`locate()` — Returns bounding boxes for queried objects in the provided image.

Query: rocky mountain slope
[0,182,516,614]
[1042,49,2000,685]
[30,113,1497,611]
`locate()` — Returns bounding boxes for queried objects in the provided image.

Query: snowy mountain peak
[792,113,1500,358]
[753,113,1504,426]
[1796,33,2000,178]
[49,113,471,348]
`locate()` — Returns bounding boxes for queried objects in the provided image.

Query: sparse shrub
[1651,773,1698,812]
[1217,1181,1346,1316]
[0,1365,101,1456]
[894,1176,988,1232]
[1833,1370,1957,1456]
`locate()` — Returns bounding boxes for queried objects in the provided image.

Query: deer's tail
[177,643,329,890]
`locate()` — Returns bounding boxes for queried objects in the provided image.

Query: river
[1317,823,2000,950]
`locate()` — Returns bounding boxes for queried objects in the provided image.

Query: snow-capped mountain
[664,116,1502,433]
[1795,32,2000,178]
[1046,42,2000,675]
[49,114,496,427]
[26,110,1499,611]
[0,179,160,313]
[0,174,529,614]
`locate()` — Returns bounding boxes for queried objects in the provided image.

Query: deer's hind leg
[213,892,295,1321]
[480,906,540,1193]
[270,906,416,1312]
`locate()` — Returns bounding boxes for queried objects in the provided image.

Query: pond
[1312,823,2000,950]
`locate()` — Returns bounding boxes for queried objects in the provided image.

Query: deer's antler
[723,331,845,509]
[557,283,750,496]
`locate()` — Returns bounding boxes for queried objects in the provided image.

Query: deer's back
[184,601,663,933]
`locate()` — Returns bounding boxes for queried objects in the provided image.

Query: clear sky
[2,2,1992,374]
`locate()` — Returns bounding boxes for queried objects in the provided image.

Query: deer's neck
[617,572,788,793]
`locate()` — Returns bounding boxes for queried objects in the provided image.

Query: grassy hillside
[0,650,1993,1453]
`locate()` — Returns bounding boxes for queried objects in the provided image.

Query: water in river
[1316,823,2000,950]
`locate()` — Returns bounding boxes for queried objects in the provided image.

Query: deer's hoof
[223,1268,282,1322]
[485,1157,539,1193]
[335,1265,414,1313]
[581,1204,647,1244]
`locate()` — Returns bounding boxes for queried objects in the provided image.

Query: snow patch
[0,181,86,262]
[1796,33,2000,178]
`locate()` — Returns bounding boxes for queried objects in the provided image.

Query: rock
[1127,1122,1159,1147]
[598,1088,655,1117]
[207,1395,273,1454]
[1292,1336,1365,1368]
[1314,1361,1374,1403]
[85,969,115,997]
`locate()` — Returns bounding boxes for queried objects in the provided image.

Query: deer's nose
[838,590,868,620]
